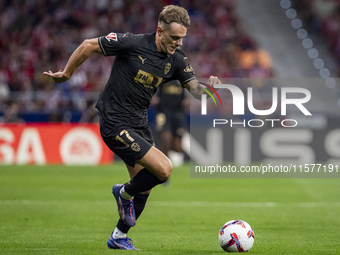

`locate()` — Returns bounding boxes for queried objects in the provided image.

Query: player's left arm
[43,38,102,83]
[183,76,221,100]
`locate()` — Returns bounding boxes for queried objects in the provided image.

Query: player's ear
[157,26,163,36]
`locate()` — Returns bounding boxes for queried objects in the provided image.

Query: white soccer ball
[219,220,255,252]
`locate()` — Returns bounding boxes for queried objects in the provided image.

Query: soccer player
[154,80,188,164]
[43,5,221,250]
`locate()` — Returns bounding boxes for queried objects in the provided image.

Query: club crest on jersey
[106,33,117,41]
[164,63,171,75]
[131,143,141,152]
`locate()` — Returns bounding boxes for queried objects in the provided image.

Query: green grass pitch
[1,162,340,254]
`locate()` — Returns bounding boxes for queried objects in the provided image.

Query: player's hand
[43,70,70,83]
[207,75,221,90]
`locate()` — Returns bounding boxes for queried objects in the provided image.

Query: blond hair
[158,5,190,28]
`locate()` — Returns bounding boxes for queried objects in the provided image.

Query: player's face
[158,22,187,55]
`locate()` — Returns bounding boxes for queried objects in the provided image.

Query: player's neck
[155,32,163,53]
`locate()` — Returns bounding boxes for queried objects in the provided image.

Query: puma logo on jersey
[138,55,147,64]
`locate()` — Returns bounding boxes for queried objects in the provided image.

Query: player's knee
[157,159,173,182]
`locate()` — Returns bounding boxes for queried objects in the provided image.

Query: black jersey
[96,32,195,130]
[157,80,185,113]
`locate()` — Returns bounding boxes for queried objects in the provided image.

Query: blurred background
[1,0,339,122]
[0,0,340,165]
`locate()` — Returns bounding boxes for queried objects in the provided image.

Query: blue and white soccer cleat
[112,184,136,227]
[107,233,138,250]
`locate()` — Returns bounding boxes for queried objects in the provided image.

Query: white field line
[148,201,340,208]
[0,200,340,208]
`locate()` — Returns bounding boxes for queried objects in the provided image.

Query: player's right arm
[43,38,102,83]
[173,51,221,100]
[183,76,221,100]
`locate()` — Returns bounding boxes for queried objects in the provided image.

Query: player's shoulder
[118,32,145,44]
[120,32,146,40]
[103,32,147,45]
[173,48,189,61]
[172,48,190,66]
[124,32,155,49]
[100,32,153,56]
[174,48,186,57]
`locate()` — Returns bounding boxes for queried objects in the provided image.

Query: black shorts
[100,121,155,167]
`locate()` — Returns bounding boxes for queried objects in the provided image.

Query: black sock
[116,219,130,234]
[124,168,165,196]
[116,193,150,233]
[134,193,149,219]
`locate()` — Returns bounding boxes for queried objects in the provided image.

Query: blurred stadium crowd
[293,0,340,72]
[0,0,339,122]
